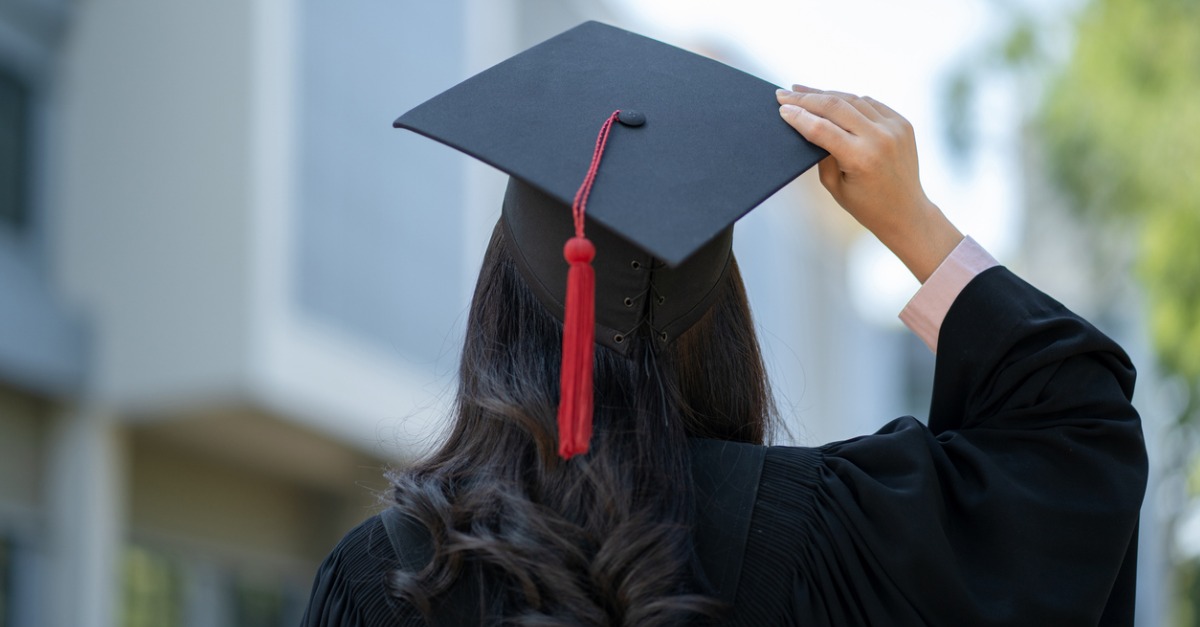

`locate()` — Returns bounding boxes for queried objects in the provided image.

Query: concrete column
[42,404,126,627]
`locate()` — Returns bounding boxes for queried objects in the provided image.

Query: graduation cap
[394,21,825,458]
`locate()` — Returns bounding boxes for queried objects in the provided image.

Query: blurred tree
[1038,0,1200,398]
[951,0,1200,407]
[946,0,1200,623]
[1038,1,1200,622]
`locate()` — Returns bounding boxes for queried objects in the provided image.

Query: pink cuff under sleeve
[899,236,999,354]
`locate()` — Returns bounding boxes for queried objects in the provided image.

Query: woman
[302,23,1146,626]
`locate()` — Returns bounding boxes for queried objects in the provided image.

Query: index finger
[778,103,860,161]
[860,96,903,121]
[791,85,885,123]
[776,90,875,137]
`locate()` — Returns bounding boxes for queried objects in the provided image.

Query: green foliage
[1001,16,1040,66]
[1037,0,1200,397]
[1177,557,1200,627]
[976,2,1200,623]
[122,546,184,627]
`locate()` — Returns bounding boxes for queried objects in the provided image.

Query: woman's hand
[777,86,962,283]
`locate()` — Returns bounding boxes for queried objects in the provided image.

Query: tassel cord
[557,110,621,460]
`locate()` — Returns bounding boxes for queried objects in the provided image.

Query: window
[120,541,307,627]
[0,65,30,232]
[232,572,294,627]
[121,545,185,627]
[0,535,11,627]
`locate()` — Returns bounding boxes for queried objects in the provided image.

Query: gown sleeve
[746,267,1147,626]
[299,514,421,626]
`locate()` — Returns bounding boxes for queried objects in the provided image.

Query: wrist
[878,200,963,283]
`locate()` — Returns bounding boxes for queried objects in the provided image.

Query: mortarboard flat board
[393,20,826,268]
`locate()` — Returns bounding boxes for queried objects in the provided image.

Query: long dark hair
[388,225,774,625]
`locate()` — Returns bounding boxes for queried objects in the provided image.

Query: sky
[608,0,1023,323]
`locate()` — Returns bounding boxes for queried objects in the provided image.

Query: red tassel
[558,237,595,459]
[557,110,620,460]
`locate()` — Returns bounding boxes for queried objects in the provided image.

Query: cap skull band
[394,21,826,457]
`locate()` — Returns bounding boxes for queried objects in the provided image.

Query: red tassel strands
[558,236,595,459]
[558,110,621,460]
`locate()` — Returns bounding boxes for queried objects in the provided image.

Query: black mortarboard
[394,21,825,457]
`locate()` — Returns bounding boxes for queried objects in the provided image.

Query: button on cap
[618,110,646,127]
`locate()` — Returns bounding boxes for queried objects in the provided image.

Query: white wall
[54,0,256,406]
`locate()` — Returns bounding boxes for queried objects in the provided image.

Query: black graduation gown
[300,267,1147,626]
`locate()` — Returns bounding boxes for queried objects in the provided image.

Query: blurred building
[0,1,914,626]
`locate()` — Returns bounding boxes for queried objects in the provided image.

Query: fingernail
[776,88,794,97]
[792,84,810,91]
[780,104,804,117]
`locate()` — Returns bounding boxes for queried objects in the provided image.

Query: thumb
[816,155,842,195]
